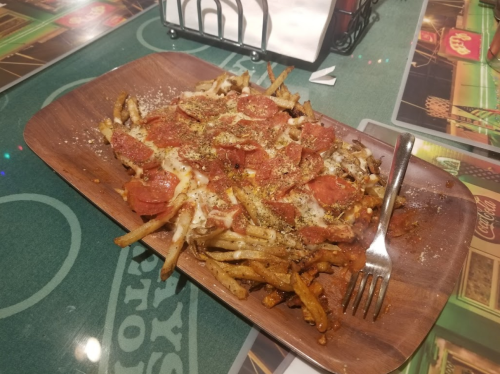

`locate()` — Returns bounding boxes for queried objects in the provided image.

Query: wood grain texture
[24,52,477,374]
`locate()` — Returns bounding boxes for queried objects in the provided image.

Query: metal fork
[342,132,415,320]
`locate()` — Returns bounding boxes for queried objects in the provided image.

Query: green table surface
[0,1,444,373]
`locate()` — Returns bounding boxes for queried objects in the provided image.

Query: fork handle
[375,133,415,239]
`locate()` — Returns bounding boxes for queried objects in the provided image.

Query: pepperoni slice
[237,95,279,119]
[308,175,360,208]
[244,142,269,169]
[301,123,335,152]
[177,144,209,170]
[232,118,285,147]
[284,143,303,166]
[146,120,194,148]
[232,208,248,235]
[216,146,246,171]
[207,160,234,201]
[178,95,228,121]
[143,105,193,125]
[265,201,297,225]
[299,150,324,183]
[146,169,180,197]
[124,180,168,216]
[111,130,153,163]
[256,156,301,198]
[124,170,179,216]
[266,111,291,127]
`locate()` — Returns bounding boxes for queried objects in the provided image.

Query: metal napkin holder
[159,0,377,61]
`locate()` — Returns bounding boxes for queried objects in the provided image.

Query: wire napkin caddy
[159,0,377,61]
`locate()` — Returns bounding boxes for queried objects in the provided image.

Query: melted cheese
[206,207,238,228]
[162,148,192,197]
[323,158,342,175]
[284,190,326,227]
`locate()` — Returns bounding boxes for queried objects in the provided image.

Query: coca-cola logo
[474,195,500,244]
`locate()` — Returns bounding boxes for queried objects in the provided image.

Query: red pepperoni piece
[284,143,302,166]
[124,180,168,216]
[124,170,179,216]
[256,156,301,198]
[146,169,180,197]
[207,161,234,200]
[216,146,246,171]
[178,95,228,121]
[232,208,248,235]
[301,123,335,152]
[232,118,284,147]
[299,150,324,183]
[244,142,269,169]
[266,111,290,127]
[146,121,193,148]
[237,95,279,119]
[177,144,208,170]
[111,130,153,163]
[308,175,360,208]
[143,106,193,125]
[265,201,297,225]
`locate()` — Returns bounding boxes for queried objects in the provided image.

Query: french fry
[98,118,113,143]
[233,187,288,231]
[264,66,294,96]
[187,242,209,261]
[315,262,335,274]
[266,62,276,83]
[287,116,307,126]
[249,261,294,292]
[191,226,226,242]
[246,225,302,249]
[205,259,249,300]
[113,91,128,125]
[160,203,195,281]
[293,101,306,116]
[299,249,347,270]
[266,62,288,99]
[267,96,296,110]
[121,109,130,123]
[291,272,328,332]
[208,72,228,94]
[216,231,268,245]
[314,242,342,252]
[205,238,288,257]
[114,193,188,248]
[126,97,141,126]
[303,100,315,119]
[262,289,287,308]
[246,225,277,241]
[289,92,300,103]
[234,70,250,89]
[265,261,290,274]
[216,263,266,283]
[206,250,288,264]
[195,79,215,92]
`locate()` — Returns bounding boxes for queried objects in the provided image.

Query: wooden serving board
[24,52,477,374]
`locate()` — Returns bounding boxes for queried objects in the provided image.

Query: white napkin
[165,0,337,62]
